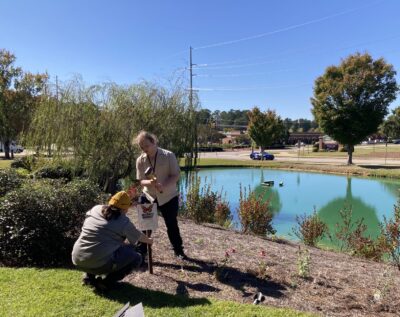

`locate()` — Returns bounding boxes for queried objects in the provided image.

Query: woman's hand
[155,182,164,193]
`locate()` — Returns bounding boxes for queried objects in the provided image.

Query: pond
[180,168,400,244]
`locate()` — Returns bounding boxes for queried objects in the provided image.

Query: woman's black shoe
[174,251,188,260]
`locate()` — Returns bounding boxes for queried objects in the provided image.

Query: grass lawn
[280,144,400,157]
[0,159,11,169]
[0,268,315,317]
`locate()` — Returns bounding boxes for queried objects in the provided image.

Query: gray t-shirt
[72,205,141,269]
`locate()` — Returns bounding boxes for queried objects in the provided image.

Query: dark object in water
[262,180,274,186]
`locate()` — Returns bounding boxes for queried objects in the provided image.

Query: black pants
[137,195,183,255]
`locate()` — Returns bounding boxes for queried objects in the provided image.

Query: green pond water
[180,168,400,245]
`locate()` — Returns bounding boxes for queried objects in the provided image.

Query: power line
[193,44,322,68]
[195,68,298,78]
[194,0,385,50]
[192,33,400,71]
[193,83,308,92]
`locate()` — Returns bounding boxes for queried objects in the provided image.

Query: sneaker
[81,273,96,287]
[174,251,188,260]
[93,277,110,292]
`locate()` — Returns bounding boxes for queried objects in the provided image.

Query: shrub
[312,143,319,152]
[183,175,231,226]
[297,246,311,279]
[0,169,23,196]
[238,185,275,236]
[347,233,388,261]
[215,201,232,227]
[34,166,73,181]
[381,203,400,270]
[293,209,328,246]
[0,178,104,267]
[10,155,37,171]
[335,205,388,260]
[184,175,216,223]
[14,168,31,177]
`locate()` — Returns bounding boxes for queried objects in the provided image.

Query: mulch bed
[126,214,400,317]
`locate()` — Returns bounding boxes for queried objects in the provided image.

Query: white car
[10,142,24,153]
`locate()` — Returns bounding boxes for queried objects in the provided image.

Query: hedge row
[0,172,105,267]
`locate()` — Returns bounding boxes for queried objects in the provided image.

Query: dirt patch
[126,214,400,317]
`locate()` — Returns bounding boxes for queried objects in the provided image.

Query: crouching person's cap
[109,191,131,210]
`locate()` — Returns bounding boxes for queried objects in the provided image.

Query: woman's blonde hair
[134,130,158,145]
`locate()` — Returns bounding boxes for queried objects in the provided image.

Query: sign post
[146,229,153,274]
[136,203,158,274]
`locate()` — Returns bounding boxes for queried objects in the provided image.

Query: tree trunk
[260,146,265,161]
[103,175,120,194]
[3,140,10,160]
[347,144,354,165]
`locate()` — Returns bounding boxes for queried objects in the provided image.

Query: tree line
[0,48,399,168]
[196,108,319,132]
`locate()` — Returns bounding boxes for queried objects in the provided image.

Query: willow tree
[311,53,398,164]
[26,78,195,193]
[247,107,286,158]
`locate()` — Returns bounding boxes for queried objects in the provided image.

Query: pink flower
[230,248,236,253]
[225,251,230,258]
[259,250,266,257]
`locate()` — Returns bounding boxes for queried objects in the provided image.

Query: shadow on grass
[153,256,286,299]
[100,282,211,308]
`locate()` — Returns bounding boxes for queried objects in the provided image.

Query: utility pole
[56,75,59,101]
[189,46,193,110]
[189,46,198,167]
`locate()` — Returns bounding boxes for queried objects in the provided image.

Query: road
[199,149,400,166]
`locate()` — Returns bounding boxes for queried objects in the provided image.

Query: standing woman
[72,190,153,291]
[135,131,186,259]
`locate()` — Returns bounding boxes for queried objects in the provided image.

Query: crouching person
[71,191,153,291]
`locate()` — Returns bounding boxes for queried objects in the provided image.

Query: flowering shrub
[293,209,328,246]
[238,185,275,236]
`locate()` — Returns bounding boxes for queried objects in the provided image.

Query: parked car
[250,152,275,160]
[0,141,24,153]
[324,143,338,151]
[10,142,24,153]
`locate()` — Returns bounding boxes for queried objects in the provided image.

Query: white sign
[126,302,145,317]
[136,203,158,231]
[113,302,145,317]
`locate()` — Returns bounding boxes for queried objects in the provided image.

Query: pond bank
[182,158,400,180]
[127,213,400,317]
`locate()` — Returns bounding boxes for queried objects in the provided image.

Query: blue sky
[1,0,400,119]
